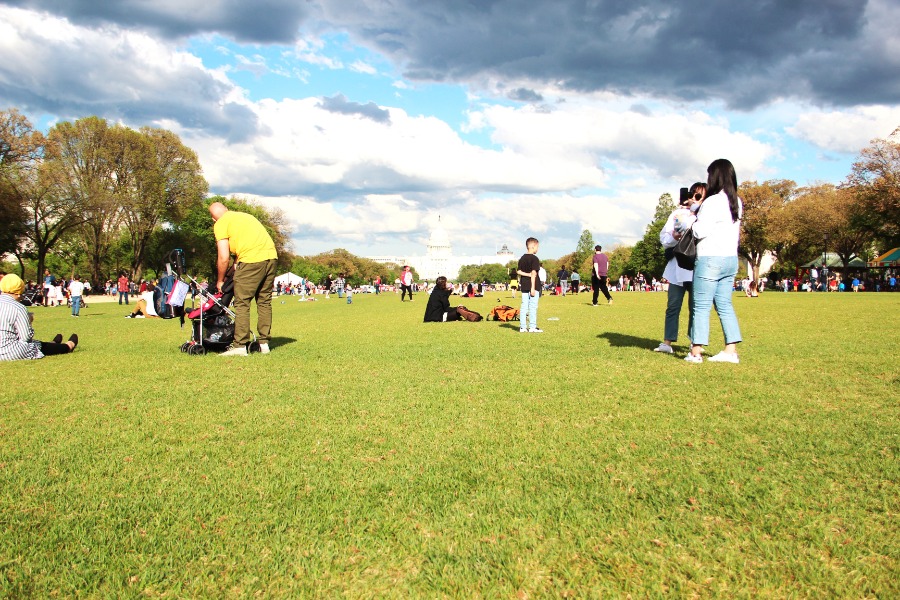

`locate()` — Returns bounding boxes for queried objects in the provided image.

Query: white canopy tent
[274,272,302,286]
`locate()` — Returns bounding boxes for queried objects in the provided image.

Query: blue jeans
[520,291,540,330]
[691,256,741,347]
[71,295,81,316]
[118,291,129,304]
[664,282,692,342]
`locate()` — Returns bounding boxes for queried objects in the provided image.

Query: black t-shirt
[518,253,541,293]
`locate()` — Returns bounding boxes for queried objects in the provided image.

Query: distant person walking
[557,267,570,296]
[570,270,580,294]
[400,266,414,301]
[68,275,85,317]
[117,273,130,305]
[686,159,743,364]
[591,245,613,305]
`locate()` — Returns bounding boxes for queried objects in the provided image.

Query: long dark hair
[706,158,740,222]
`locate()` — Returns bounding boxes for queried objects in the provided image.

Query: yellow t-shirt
[213,211,277,264]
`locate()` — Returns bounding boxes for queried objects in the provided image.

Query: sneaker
[528,328,544,333]
[708,351,740,364]
[684,354,703,364]
[125,314,134,318]
[134,315,145,319]
[608,299,613,305]
[519,328,527,333]
[653,343,674,354]
[258,343,270,354]
[219,344,248,357]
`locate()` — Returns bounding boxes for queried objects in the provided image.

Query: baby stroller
[176,260,262,356]
[20,288,43,307]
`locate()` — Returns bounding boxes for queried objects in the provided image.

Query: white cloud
[788,106,900,154]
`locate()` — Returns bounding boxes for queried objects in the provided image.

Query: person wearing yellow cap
[0,273,79,361]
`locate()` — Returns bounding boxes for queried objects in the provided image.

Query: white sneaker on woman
[684,354,703,364]
[653,343,673,353]
[708,351,739,364]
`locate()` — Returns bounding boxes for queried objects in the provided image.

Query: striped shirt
[0,294,44,361]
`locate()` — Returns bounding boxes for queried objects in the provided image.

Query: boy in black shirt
[516,237,543,333]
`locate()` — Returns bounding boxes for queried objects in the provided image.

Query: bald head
[209,202,228,222]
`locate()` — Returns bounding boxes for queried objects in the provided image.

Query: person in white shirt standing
[686,159,743,364]
[68,275,85,317]
[654,182,705,354]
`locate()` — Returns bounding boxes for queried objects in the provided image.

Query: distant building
[367,220,515,281]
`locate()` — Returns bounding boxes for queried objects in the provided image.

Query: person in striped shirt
[0,274,79,361]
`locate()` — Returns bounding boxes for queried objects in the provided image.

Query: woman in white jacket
[686,159,743,364]
[654,182,706,354]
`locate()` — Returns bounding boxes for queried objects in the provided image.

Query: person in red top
[591,245,613,305]
[117,273,130,305]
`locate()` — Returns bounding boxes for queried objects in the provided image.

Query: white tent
[274,272,302,286]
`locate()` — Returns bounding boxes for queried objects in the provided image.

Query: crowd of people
[2,157,896,362]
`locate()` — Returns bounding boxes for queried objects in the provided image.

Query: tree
[457,263,509,285]
[121,127,208,279]
[0,109,31,258]
[606,245,633,280]
[46,117,125,285]
[0,109,84,278]
[739,179,796,283]
[846,128,900,249]
[626,193,675,277]
[571,230,595,280]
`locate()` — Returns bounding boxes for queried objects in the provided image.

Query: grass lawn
[1,289,897,597]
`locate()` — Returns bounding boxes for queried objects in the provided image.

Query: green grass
[1,290,898,597]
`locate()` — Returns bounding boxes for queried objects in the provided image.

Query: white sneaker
[684,354,703,364]
[708,351,739,364]
[519,329,527,333]
[220,344,248,357]
[528,328,544,333]
[258,343,270,354]
[653,343,674,354]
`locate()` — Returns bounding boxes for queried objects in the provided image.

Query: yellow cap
[0,273,26,295]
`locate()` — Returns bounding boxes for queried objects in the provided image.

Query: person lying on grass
[0,274,79,361]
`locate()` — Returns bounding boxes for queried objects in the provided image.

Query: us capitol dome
[367,218,514,281]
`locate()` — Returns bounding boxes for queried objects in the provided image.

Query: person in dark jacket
[423,276,460,322]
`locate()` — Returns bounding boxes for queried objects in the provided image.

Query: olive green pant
[233,259,276,346]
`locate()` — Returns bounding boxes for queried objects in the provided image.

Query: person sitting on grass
[0,274,78,361]
[125,283,159,318]
[423,276,460,322]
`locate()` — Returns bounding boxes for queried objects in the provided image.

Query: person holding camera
[654,182,705,354]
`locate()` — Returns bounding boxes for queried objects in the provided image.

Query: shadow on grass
[270,336,298,349]
[597,331,658,349]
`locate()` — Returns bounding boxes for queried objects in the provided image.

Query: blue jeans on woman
[691,256,741,347]
[664,282,692,342]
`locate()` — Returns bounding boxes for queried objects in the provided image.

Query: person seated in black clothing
[423,276,460,322]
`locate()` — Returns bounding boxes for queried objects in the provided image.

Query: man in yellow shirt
[209,201,278,356]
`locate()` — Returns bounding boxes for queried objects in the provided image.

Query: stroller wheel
[247,341,261,354]
[180,342,190,353]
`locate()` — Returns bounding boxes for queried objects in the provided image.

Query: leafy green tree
[626,193,675,277]
[457,263,509,285]
[571,230,595,280]
[606,245,633,280]
[121,127,208,279]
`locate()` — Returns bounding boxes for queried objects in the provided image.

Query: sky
[1,0,899,260]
